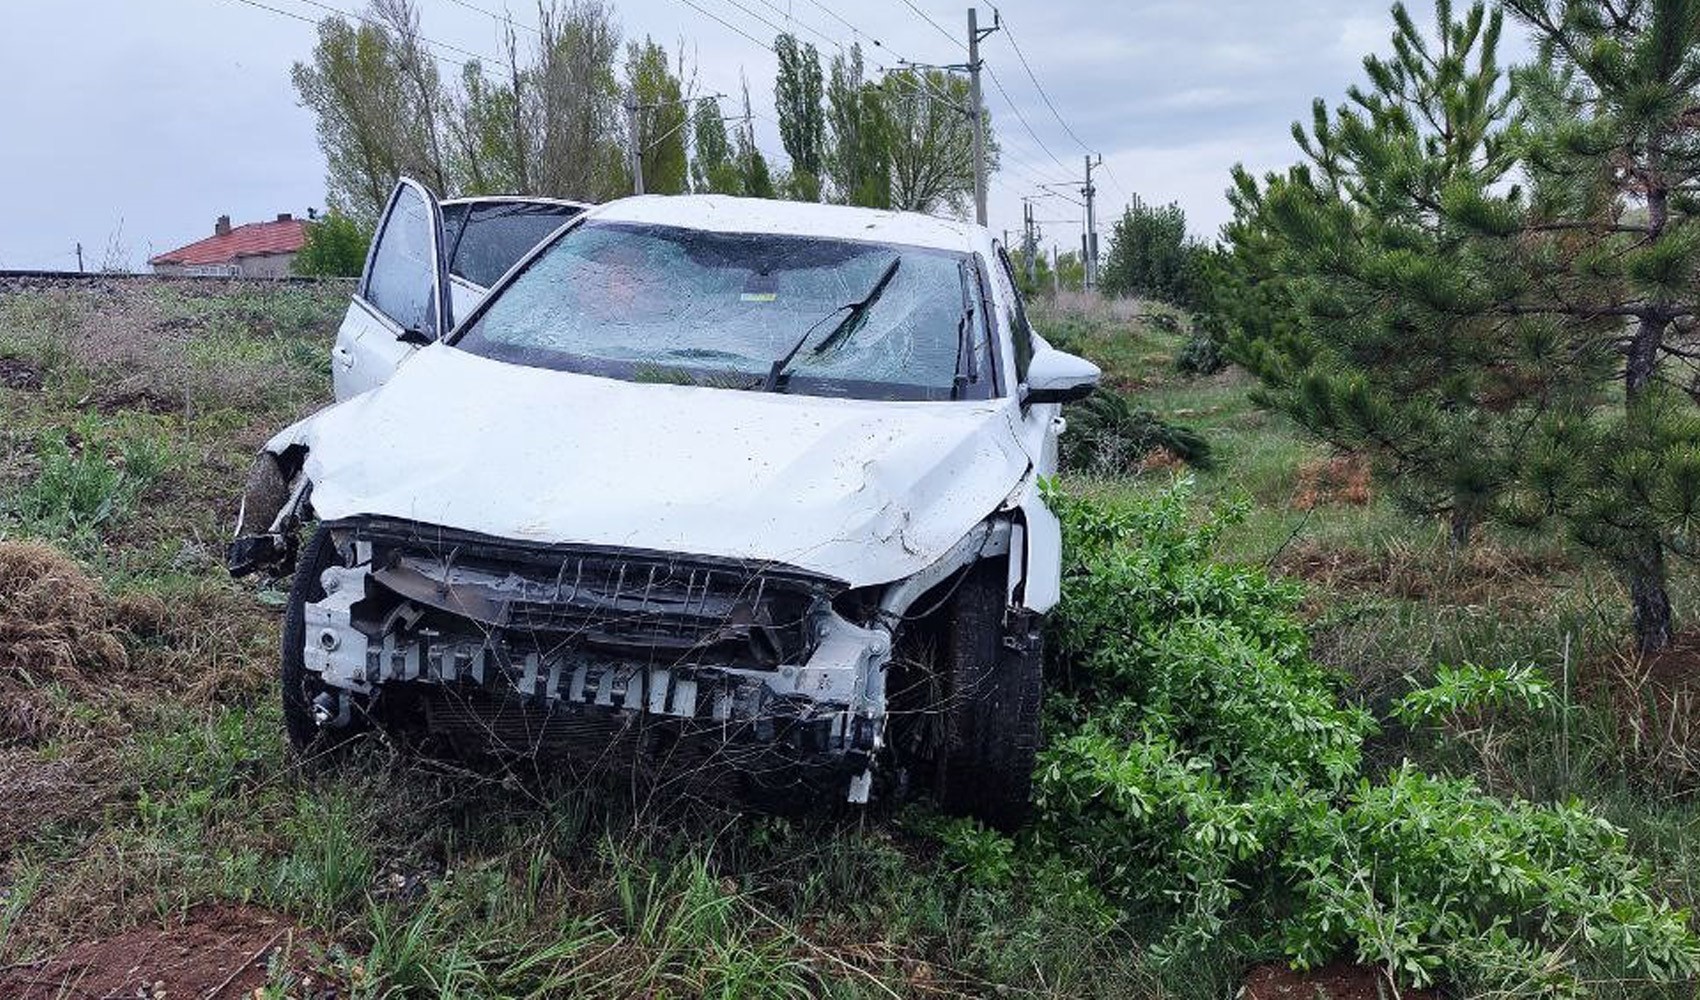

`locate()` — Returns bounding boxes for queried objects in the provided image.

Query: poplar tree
[690,96,741,194]
[774,33,826,201]
[825,44,891,208]
[626,38,689,195]
[735,77,776,199]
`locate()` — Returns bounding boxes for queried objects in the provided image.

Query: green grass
[1,282,1694,997]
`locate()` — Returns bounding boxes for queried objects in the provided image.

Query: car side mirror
[397,326,433,347]
[1020,346,1100,405]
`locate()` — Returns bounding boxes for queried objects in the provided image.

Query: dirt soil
[0,356,43,390]
[0,904,335,999]
[1244,961,1437,1000]
[1637,633,1700,694]
[1592,632,1700,781]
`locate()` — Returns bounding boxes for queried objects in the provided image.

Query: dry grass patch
[1595,636,1700,787]
[0,541,130,684]
[1292,454,1372,510]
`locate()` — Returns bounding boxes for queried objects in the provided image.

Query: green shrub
[1175,326,1225,376]
[1060,392,1213,474]
[1027,482,1700,994]
[293,212,371,278]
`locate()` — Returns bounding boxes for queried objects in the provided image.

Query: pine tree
[1481,0,1700,652]
[1224,0,1700,653]
[1221,1,1531,548]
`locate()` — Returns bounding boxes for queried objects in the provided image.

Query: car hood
[274,345,1033,587]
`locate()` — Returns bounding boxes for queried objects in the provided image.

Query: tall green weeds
[1029,481,1699,995]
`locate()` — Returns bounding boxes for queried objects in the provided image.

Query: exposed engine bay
[266,513,1013,802]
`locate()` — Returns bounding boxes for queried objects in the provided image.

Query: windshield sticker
[742,273,779,303]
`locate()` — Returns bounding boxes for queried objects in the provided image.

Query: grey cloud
[1,0,1521,267]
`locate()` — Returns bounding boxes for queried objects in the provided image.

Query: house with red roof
[149,213,309,278]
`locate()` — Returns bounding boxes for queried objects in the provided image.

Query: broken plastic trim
[227,449,312,578]
[296,514,1016,802]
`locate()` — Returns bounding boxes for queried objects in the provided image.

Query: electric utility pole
[75,242,84,273]
[967,7,1000,226]
[1022,199,1039,286]
[1082,153,1102,289]
[625,90,645,195]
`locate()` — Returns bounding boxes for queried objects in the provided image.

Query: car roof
[585,194,983,253]
[441,195,591,210]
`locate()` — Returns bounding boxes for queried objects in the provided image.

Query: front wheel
[280,526,364,757]
[929,562,1043,831]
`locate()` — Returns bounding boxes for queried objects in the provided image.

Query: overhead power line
[289,0,496,62]
[713,0,792,43]
[983,62,1069,174]
[998,13,1090,154]
[223,0,316,28]
[441,0,541,37]
[750,0,844,51]
[217,0,490,69]
[668,0,776,52]
[898,0,967,52]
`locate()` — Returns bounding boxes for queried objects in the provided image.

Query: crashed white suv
[230,189,1099,828]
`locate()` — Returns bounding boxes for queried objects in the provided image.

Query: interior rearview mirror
[1021,346,1100,405]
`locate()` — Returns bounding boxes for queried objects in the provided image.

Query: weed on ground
[0,283,1695,997]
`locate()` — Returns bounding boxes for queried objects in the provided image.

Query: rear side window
[363,184,440,337]
[443,202,584,288]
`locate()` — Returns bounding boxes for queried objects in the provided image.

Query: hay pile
[0,541,129,683]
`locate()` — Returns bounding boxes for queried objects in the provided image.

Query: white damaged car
[229,189,1099,828]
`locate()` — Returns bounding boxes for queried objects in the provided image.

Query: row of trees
[1214,0,1700,653]
[291,0,995,227]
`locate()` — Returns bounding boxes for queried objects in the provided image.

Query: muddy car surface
[230,189,1099,828]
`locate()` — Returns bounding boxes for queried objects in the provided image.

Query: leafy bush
[1060,392,1213,474]
[1098,196,1209,309]
[1027,482,1700,994]
[293,212,371,277]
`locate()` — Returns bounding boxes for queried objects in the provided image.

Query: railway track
[0,269,353,285]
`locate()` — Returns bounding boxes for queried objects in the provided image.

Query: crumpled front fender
[226,407,337,577]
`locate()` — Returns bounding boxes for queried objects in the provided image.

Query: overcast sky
[0,0,1516,270]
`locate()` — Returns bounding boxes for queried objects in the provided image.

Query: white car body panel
[274,344,1040,591]
[585,194,979,251]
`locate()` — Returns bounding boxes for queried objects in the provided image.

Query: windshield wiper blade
[760,257,902,393]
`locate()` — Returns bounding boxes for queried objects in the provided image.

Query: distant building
[149,213,309,277]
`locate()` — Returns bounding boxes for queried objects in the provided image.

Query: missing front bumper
[302,560,891,797]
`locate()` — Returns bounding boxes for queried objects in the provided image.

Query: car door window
[993,244,1036,382]
[363,184,442,338]
[443,201,585,288]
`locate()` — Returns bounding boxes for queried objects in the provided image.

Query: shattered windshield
[453,220,996,401]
